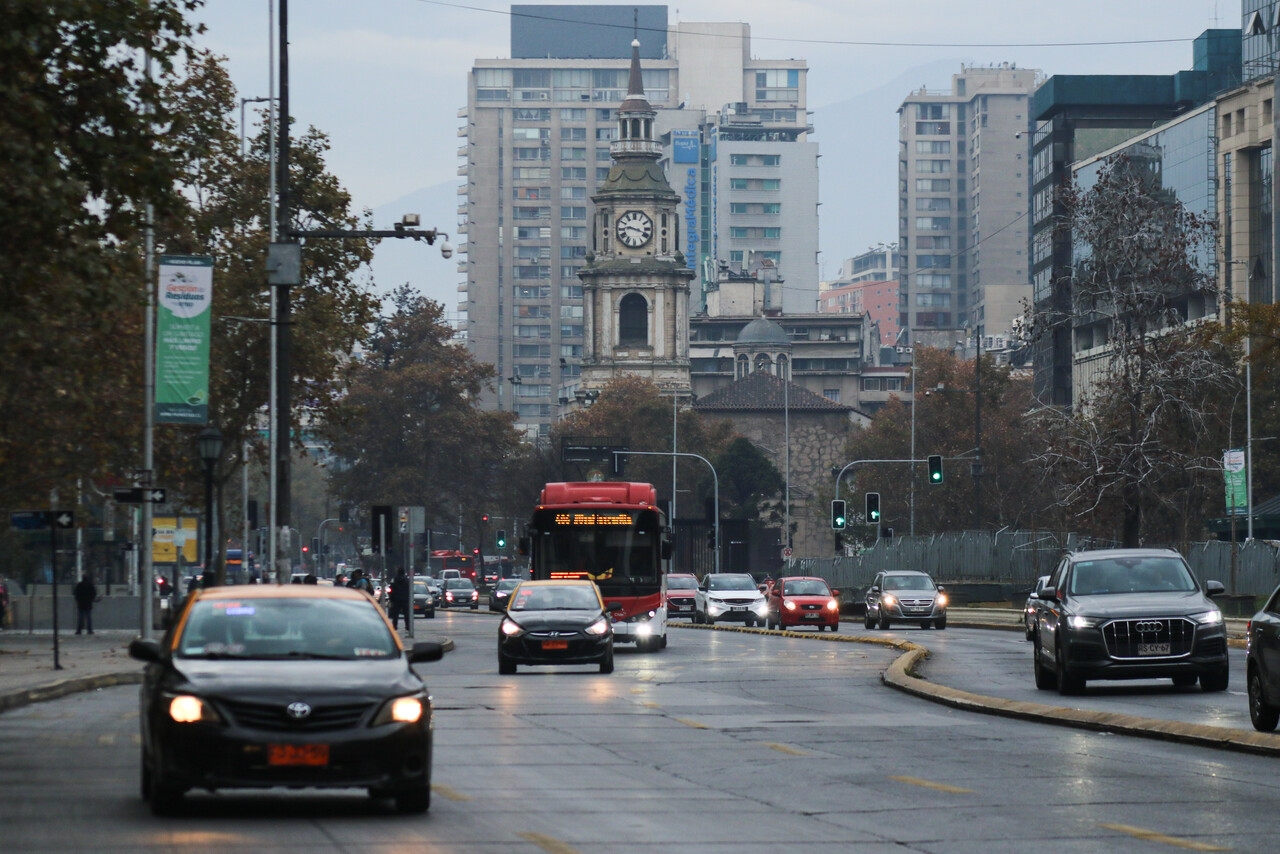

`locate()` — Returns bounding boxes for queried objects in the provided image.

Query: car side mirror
[408,641,444,663]
[936,585,946,593]
[129,637,163,662]
[1039,586,1058,600]
[1205,580,1225,597]
[607,602,624,612]
[868,585,879,594]
[830,589,839,598]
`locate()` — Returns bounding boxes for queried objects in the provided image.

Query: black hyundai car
[1031,548,1228,695]
[130,585,443,815]
[497,580,618,674]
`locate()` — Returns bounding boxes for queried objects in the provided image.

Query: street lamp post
[198,427,224,587]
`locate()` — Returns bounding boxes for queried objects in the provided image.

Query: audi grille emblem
[286,702,312,720]
[1133,621,1164,634]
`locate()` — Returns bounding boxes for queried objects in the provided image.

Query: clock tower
[578,37,693,401]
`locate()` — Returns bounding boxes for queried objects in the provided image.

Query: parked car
[1247,585,1280,731]
[864,570,947,630]
[412,579,437,618]
[1024,575,1050,640]
[129,584,444,815]
[766,576,840,632]
[440,578,479,609]
[488,578,520,612]
[498,580,618,674]
[1031,548,1228,696]
[694,573,768,627]
[665,573,698,619]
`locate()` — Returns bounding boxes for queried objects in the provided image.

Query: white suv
[695,573,769,627]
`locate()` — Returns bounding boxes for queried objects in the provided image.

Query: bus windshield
[532,509,661,595]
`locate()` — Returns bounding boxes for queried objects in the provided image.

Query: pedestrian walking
[73,573,98,635]
[388,569,411,630]
[347,569,374,594]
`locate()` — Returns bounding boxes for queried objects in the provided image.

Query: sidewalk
[0,629,143,713]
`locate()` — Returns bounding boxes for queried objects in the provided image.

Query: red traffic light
[301,546,309,552]
[472,548,480,555]
[481,514,490,523]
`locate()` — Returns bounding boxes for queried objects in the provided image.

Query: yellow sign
[153,517,199,564]
[552,512,633,526]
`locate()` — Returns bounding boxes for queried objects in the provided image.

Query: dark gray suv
[1031,548,1228,695]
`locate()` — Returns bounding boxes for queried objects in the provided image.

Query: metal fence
[790,531,1280,597]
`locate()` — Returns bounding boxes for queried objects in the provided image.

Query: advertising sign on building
[153,517,199,564]
[156,255,214,424]
[672,129,699,164]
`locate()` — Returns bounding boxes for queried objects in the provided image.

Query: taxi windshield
[509,585,599,611]
[176,597,397,660]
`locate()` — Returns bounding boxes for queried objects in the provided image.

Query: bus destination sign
[553,512,633,527]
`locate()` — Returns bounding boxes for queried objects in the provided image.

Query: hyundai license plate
[1138,643,1171,656]
[268,744,328,766]
[542,639,569,650]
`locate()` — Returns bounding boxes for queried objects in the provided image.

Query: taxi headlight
[373,694,425,726]
[585,617,610,636]
[501,618,525,637]
[166,694,224,725]
[1192,610,1223,626]
[784,600,798,611]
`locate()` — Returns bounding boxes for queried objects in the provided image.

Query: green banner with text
[1223,449,1247,514]
[156,255,213,424]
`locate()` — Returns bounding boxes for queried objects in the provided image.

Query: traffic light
[865,492,881,523]
[834,532,844,552]
[496,529,507,549]
[706,526,717,550]
[311,537,320,556]
[481,514,490,523]
[927,454,944,484]
[830,499,847,530]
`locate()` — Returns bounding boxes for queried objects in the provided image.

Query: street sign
[781,546,793,559]
[113,487,167,503]
[53,511,75,529]
[10,511,51,531]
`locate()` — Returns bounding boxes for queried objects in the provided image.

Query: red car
[766,576,840,632]
[665,573,698,619]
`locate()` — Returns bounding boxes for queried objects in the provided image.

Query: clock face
[615,210,653,248]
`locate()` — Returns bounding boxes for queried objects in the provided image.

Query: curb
[673,621,1276,756]
[0,636,457,716]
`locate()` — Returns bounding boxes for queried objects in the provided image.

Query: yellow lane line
[762,742,809,756]
[888,775,974,794]
[674,717,708,729]
[431,784,473,801]
[1099,823,1230,851]
[97,735,115,745]
[641,701,660,709]
[630,688,645,694]
[130,733,142,746]
[517,831,582,854]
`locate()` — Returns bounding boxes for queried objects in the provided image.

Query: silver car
[863,570,948,630]
[1024,575,1050,640]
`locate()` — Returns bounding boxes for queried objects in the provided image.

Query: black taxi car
[497,580,618,674]
[129,585,443,815]
[1030,548,1228,695]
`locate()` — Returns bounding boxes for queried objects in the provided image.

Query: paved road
[2,610,1279,852]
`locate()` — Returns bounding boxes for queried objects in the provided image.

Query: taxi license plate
[1138,643,1171,656]
[268,744,328,766]
[542,639,569,650]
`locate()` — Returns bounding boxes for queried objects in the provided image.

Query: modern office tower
[1029,29,1240,407]
[897,64,1041,345]
[459,5,816,438]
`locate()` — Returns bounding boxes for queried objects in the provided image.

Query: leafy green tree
[713,437,784,520]
[0,2,199,505]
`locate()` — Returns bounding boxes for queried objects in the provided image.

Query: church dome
[736,316,790,346]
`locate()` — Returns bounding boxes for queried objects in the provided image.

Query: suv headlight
[1192,610,1223,626]
[1067,615,1103,629]
[936,593,948,607]
[752,600,769,615]
[881,593,897,608]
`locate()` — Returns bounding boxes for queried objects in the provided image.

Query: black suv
[1030,548,1228,695]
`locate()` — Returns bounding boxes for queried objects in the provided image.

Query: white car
[694,573,769,627]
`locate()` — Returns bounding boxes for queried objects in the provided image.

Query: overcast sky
[193,0,1237,309]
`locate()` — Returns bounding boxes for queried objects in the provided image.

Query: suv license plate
[1138,643,1171,656]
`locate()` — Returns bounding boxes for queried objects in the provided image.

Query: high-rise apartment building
[459,5,816,437]
[897,65,1041,344]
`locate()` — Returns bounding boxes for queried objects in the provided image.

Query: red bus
[428,550,477,582]
[528,482,670,651]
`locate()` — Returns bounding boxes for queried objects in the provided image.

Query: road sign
[113,487,167,503]
[781,546,793,559]
[53,511,75,529]
[10,511,51,531]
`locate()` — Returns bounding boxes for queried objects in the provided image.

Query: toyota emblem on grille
[286,702,312,719]
[1133,621,1164,633]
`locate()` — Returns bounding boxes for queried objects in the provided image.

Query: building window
[862,378,882,391]
[736,354,749,379]
[823,388,841,402]
[618,293,648,345]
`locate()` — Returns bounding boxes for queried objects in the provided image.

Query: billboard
[153,516,199,564]
[156,255,213,424]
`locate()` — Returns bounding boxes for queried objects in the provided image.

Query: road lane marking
[97,735,115,745]
[1099,823,1229,851]
[888,775,974,794]
[641,701,660,709]
[675,717,708,729]
[518,831,582,854]
[762,742,810,756]
[431,784,472,801]
[131,734,142,745]
[630,688,645,694]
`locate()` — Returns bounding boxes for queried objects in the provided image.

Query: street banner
[1223,449,1247,514]
[156,255,214,424]
[153,517,199,564]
